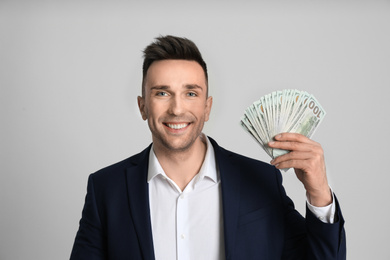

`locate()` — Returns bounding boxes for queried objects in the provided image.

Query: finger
[273,133,317,145]
[272,158,315,171]
[271,151,315,165]
[268,140,318,152]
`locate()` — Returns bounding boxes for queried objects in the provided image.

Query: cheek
[147,102,164,120]
[195,107,209,120]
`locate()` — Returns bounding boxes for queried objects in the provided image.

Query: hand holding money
[269,133,332,207]
[241,90,331,206]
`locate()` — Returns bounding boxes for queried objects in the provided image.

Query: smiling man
[70,35,346,260]
[138,59,212,191]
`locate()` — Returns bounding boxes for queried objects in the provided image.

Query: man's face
[138,59,212,153]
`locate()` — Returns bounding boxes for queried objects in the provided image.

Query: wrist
[307,188,332,207]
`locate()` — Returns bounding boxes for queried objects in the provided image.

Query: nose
[168,95,185,116]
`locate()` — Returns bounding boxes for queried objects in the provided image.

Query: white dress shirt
[148,136,225,260]
[148,135,334,260]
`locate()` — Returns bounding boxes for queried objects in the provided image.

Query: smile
[165,123,189,130]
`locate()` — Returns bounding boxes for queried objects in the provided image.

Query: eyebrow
[150,85,170,91]
[185,84,203,91]
[150,84,204,91]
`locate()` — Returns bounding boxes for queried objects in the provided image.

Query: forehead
[144,59,207,89]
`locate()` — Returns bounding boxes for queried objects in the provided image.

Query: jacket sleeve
[305,196,346,260]
[70,174,107,260]
[275,168,347,260]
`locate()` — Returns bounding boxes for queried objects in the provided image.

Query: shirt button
[318,216,325,221]
[181,234,185,239]
[180,194,185,199]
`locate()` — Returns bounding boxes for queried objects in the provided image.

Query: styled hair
[141,35,208,96]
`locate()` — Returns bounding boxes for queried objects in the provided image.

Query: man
[70,35,346,259]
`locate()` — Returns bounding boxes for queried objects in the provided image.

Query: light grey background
[1,1,389,259]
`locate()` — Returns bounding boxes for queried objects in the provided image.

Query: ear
[137,96,147,120]
[204,96,213,122]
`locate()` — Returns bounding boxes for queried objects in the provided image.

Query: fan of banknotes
[240,89,326,159]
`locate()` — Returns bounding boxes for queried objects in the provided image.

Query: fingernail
[275,134,282,139]
[269,141,275,146]
[270,159,274,164]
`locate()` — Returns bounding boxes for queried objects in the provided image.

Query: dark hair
[141,35,208,96]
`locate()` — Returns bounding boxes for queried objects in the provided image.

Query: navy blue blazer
[70,137,346,260]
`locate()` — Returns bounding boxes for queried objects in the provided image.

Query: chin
[166,141,193,152]
[162,136,198,152]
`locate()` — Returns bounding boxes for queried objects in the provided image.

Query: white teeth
[167,123,188,129]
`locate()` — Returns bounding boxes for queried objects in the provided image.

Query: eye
[156,91,168,96]
[187,92,197,97]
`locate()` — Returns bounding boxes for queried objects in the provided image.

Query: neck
[153,135,207,191]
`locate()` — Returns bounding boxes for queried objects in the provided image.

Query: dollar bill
[240,89,326,159]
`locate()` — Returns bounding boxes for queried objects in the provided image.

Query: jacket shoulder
[209,136,275,173]
[222,147,274,170]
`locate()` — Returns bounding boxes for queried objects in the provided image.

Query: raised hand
[268,133,332,207]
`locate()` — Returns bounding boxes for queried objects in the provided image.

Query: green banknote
[241,89,326,159]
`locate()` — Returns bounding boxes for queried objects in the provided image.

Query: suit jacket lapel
[209,137,241,260]
[125,145,155,260]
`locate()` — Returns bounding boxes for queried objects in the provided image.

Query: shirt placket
[176,192,190,260]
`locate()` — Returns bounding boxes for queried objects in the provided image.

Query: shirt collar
[147,144,166,182]
[197,134,218,183]
[147,134,218,184]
